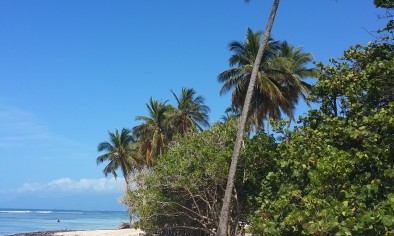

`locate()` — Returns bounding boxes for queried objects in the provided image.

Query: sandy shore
[54,229,144,236]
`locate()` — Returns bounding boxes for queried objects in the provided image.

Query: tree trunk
[216,1,280,235]
[232,188,240,236]
[266,114,270,134]
[285,118,291,145]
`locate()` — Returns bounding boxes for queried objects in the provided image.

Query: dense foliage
[123,119,278,235]
[251,37,394,235]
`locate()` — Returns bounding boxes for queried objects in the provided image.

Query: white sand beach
[54,229,144,236]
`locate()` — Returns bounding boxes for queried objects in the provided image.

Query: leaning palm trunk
[285,118,292,145]
[216,0,280,235]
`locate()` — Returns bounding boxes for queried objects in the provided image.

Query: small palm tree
[96,128,137,187]
[168,88,210,135]
[133,98,172,166]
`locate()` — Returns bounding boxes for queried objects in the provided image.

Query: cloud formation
[13,177,125,193]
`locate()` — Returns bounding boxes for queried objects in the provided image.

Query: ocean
[0,209,131,236]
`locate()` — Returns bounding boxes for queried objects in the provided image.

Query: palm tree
[270,41,317,112]
[96,128,138,188]
[218,28,290,130]
[168,88,210,135]
[269,41,318,143]
[217,0,281,235]
[133,98,172,166]
[219,34,317,133]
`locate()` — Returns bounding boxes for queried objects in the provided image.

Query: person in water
[57,219,60,223]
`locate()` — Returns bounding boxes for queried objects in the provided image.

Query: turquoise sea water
[0,208,130,236]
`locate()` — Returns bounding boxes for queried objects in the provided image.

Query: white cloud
[13,177,125,193]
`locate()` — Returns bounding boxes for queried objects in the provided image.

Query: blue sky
[0,0,388,210]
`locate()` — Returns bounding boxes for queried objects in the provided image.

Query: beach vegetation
[120,31,393,236]
[122,119,278,235]
[250,35,394,235]
[97,1,394,235]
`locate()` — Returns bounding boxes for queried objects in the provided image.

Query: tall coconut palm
[96,128,137,187]
[219,36,317,132]
[168,88,210,135]
[133,98,171,166]
[217,0,280,235]
[218,28,290,130]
